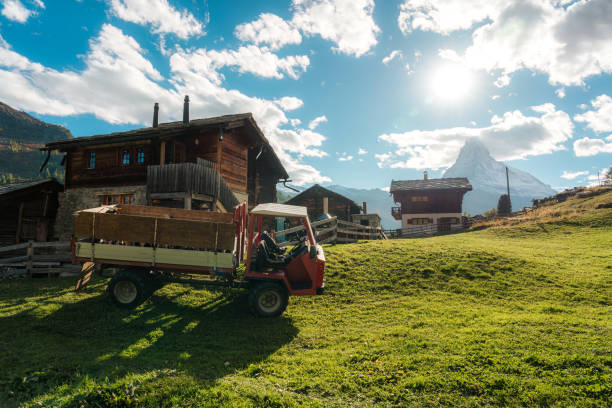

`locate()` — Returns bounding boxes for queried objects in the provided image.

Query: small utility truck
[72,203,325,317]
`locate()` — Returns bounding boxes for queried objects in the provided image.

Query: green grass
[1,195,611,407]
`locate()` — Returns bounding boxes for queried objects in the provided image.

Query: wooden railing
[274,217,387,246]
[383,221,472,238]
[147,163,238,210]
[0,241,73,277]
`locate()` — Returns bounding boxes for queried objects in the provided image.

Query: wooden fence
[274,217,387,246]
[0,241,77,277]
[383,221,473,238]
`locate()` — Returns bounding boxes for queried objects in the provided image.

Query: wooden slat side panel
[74,212,156,243]
[156,248,233,268]
[156,219,235,251]
[116,205,234,223]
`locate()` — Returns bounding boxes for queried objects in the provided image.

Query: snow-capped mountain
[443,139,556,214]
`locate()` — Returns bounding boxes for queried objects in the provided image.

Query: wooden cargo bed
[72,204,247,272]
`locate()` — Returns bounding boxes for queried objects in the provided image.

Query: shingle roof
[286,184,363,211]
[390,178,472,192]
[0,178,61,197]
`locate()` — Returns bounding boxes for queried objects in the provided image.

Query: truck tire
[107,270,149,309]
[248,281,289,317]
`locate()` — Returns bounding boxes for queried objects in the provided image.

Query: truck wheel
[107,271,148,309]
[248,281,288,317]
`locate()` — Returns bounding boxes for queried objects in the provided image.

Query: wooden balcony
[147,163,238,211]
[391,206,402,220]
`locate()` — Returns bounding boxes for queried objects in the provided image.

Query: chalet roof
[286,184,362,212]
[43,113,289,179]
[0,178,62,199]
[390,178,472,193]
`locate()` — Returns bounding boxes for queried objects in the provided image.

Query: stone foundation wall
[53,185,147,240]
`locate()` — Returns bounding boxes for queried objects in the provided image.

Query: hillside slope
[0,194,610,407]
[0,101,71,183]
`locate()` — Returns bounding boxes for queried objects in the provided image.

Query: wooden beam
[15,202,24,244]
[160,141,166,166]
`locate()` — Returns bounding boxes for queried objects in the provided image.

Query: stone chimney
[363,201,367,214]
[424,171,428,180]
[183,95,189,125]
[152,103,159,128]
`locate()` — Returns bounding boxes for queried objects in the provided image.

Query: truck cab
[245,203,325,316]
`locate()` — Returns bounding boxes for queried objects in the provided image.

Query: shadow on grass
[0,280,298,405]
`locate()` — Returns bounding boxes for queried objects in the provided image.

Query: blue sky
[1,0,611,190]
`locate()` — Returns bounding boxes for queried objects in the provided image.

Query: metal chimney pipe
[363,201,367,214]
[424,171,428,180]
[183,95,190,125]
[152,102,159,128]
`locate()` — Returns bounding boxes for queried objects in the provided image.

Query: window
[100,194,134,206]
[411,196,429,202]
[121,149,131,165]
[88,152,96,168]
[136,148,145,164]
[410,218,432,225]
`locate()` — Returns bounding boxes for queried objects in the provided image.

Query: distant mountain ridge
[443,139,556,214]
[0,101,71,183]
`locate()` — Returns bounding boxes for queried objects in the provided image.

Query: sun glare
[430,64,474,103]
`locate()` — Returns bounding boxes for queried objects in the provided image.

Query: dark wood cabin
[0,178,62,245]
[44,111,288,209]
[390,174,472,231]
[285,184,362,222]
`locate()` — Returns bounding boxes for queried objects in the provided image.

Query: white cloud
[494,74,510,88]
[491,95,500,100]
[400,0,612,86]
[292,0,380,57]
[1,0,38,22]
[174,45,310,82]
[109,0,204,39]
[574,94,612,133]
[382,50,402,65]
[358,148,367,155]
[578,103,588,110]
[377,103,573,169]
[235,13,302,50]
[398,0,505,35]
[573,137,612,157]
[555,88,566,98]
[308,115,327,130]
[0,24,329,185]
[380,186,390,192]
[438,48,462,62]
[275,96,304,111]
[290,118,302,127]
[560,170,588,180]
[339,155,353,162]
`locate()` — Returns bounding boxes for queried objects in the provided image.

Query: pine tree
[497,194,512,215]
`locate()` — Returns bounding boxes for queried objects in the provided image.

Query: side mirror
[309,245,317,259]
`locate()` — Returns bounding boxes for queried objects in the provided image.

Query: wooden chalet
[0,178,62,245]
[43,98,289,240]
[285,184,362,222]
[390,172,472,232]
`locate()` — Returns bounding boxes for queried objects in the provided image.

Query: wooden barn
[43,98,289,240]
[390,173,472,232]
[0,178,62,245]
[285,184,362,222]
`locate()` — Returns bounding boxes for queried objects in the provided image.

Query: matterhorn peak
[444,139,556,214]
[455,139,494,163]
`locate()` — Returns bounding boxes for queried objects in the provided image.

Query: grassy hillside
[0,192,610,407]
[0,101,71,183]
